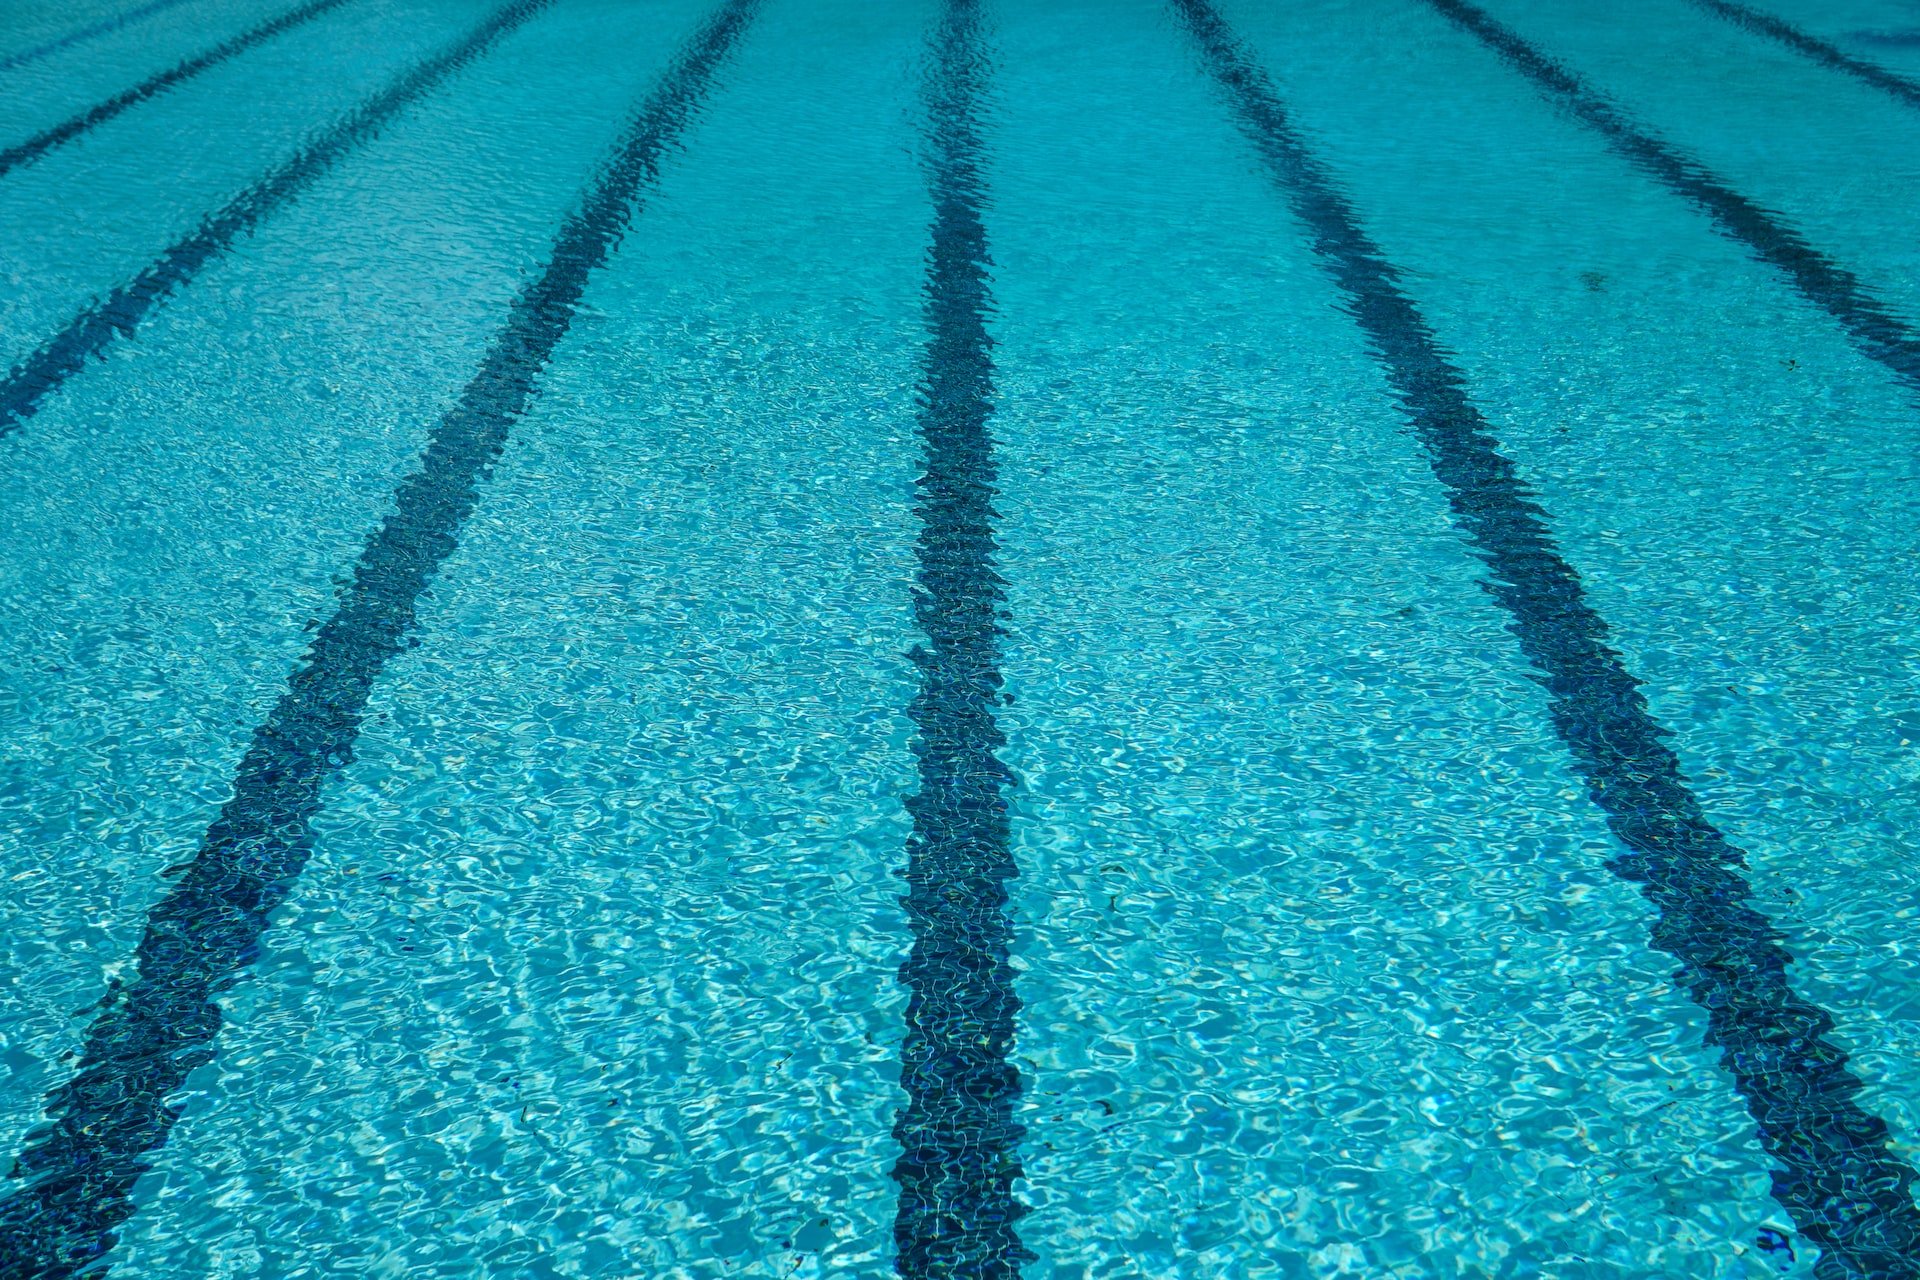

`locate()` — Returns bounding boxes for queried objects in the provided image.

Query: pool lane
[1445,0,1920,344]
[1206,0,1920,1268]
[0,1,761,1268]
[0,0,363,181]
[983,0,1806,1275]
[0,0,720,1235]
[1743,0,1920,79]
[1683,0,1920,107]
[0,0,206,76]
[5,0,1918,1275]
[1177,0,1919,1271]
[90,0,934,1272]
[0,0,488,391]
[0,0,283,130]
[0,0,561,441]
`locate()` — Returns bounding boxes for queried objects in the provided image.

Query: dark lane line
[0,0,201,75]
[888,0,1030,1276]
[0,0,760,1274]
[1418,0,1920,399]
[0,0,554,444]
[1686,0,1920,110]
[1170,0,1920,1274]
[0,0,360,180]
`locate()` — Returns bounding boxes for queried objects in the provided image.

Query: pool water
[3,0,1920,1275]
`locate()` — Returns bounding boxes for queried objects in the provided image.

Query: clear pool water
[3,0,1920,1275]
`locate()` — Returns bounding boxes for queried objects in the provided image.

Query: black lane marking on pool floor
[1171,0,1920,1274]
[0,0,201,76]
[889,0,1031,1276]
[1421,0,1920,397]
[1688,0,1920,111]
[0,0,760,1274]
[0,0,551,443]
[0,0,360,181]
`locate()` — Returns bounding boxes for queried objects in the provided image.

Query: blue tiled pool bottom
[3,0,1920,1275]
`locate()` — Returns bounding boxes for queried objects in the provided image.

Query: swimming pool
[3,0,1920,1274]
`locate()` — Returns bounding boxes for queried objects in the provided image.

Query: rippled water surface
[3,0,1920,1275]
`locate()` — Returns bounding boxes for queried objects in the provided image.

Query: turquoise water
[3,0,1920,1275]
